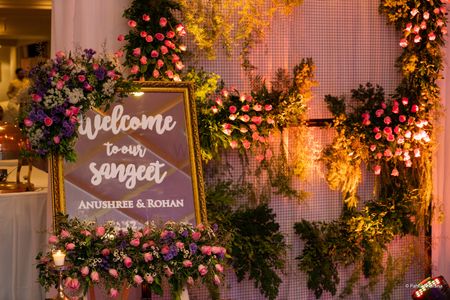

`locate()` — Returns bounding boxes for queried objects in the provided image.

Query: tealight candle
[52,250,66,266]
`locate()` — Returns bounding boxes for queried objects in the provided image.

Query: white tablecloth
[0,164,48,300]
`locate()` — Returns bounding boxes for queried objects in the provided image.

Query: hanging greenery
[206,181,287,300]
[177,0,304,70]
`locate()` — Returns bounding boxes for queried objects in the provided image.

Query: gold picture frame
[50,81,206,229]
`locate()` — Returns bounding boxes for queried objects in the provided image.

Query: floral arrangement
[120,0,186,81]
[36,217,226,299]
[20,49,132,162]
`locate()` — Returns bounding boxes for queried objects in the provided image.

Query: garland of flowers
[37,217,226,299]
[294,0,447,298]
[120,0,187,81]
[19,49,134,162]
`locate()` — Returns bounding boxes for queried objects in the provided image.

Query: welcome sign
[62,82,205,229]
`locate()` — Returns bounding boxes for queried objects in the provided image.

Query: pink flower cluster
[38,219,225,298]
[361,97,431,176]
[120,13,186,81]
[399,3,447,48]
[209,88,275,161]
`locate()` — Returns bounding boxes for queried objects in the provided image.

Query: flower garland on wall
[294,0,448,298]
[37,217,226,299]
[19,49,133,162]
[120,0,187,81]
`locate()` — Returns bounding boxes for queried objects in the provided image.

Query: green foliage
[206,182,287,300]
[177,0,304,70]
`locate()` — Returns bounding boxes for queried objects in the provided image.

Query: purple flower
[189,243,198,254]
[181,230,189,238]
[83,49,96,61]
[94,67,106,81]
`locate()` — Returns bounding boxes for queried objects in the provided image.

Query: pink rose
[420,21,427,30]
[65,277,80,290]
[166,31,175,39]
[395,149,403,156]
[414,148,421,157]
[183,260,193,268]
[24,118,33,127]
[159,17,168,27]
[405,23,412,32]
[252,132,260,141]
[397,136,405,144]
[109,268,119,278]
[95,226,105,237]
[213,274,221,285]
[267,118,275,125]
[77,75,85,82]
[410,8,419,17]
[376,152,383,159]
[383,116,391,125]
[251,116,262,125]
[90,271,99,282]
[215,264,224,273]
[411,105,419,113]
[384,149,393,157]
[198,264,208,276]
[240,114,250,122]
[110,288,119,298]
[80,230,91,236]
[60,229,70,238]
[211,106,218,114]
[56,80,64,90]
[144,252,153,262]
[391,168,399,177]
[369,144,376,152]
[392,105,399,114]
[240,127,248,133]
[130,238,140,247]
[157,59,164,68]
[132,47,141,57]
[142,14,150,21]
[175,24,186,36]
[192,231,201,241]
[373,165,381,175]
[405,130,412,139]
[81,266,89,277]
[153,70,160,78]
[187,276,194,285]
[414,35,422,43]
[375,109,384,117]
[428,32,436,41]
[151,50,159,58]
[32,94,42,102]
[201,245,212,255]
[241,104,250,112]
[164,267,174,277]
[405,160,412,167]
[242,139,251,149]
[375,132,382,140]
[124,256,132,268]
[442,27,448,35]
[134,274,143,285]
[176,241,184,249]
[145,35,153,42]
[160,46,168,55]
[144,274,154,283]
[131,65,139,74]
[264,104,273,111]
[55,50,65,58]
[253,104,262,111]
[101,248,110,256]
[128,20,137,27]
[117,34,124,42]
[114,50,124,58]
[161,245,170,255]
[230,140,238,149]
[48,235,58,244]
[44,117,53,127]
[65,242,75,250]
[165,70,173,79]
[413,25,420,34]
[374,127,380,133]
[399,115,406,123]
[387,134,395,142]
[437,19,444,27]
[140,56,148,65]
[229,105,237,114]
[155,33,165,41]
[394,126,400,134]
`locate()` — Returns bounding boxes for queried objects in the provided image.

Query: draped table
[0,163,48,300]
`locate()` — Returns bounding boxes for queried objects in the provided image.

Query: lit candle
[52,250,66,266]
